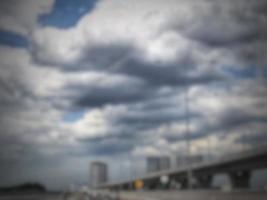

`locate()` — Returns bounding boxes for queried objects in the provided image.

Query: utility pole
[207,135,212,161]
[185,86,193,189]
[129,157,134,190]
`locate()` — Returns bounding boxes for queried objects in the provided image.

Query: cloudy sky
[0,0,267,190]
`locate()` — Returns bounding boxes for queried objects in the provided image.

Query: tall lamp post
[185,86,193,189]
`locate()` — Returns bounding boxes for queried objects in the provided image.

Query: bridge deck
[98,145,267,189]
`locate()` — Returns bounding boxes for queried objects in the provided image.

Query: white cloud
[30,0,203,67]
[132,146,160,157]
[0,0,55,35]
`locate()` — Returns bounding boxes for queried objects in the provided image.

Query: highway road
[119,190,267,200]
[0,194,63,200]
[1,190,267,200]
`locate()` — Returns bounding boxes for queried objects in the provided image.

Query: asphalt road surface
[120,190,267,200]
[0,192,115,200]
[0,194,63,200]
[1,191,267,200]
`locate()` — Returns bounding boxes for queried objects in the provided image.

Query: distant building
[176,155,203,167]
[159,156,171,171]
[89,162,108,188]
[147,157,160,173]
[147,156,171,173]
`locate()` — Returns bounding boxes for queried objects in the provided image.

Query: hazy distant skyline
[0,0,266,190]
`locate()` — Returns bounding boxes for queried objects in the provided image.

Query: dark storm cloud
[236,130,267,147]
[80,44,196,87]
[112,56,222,87]
[75,96,206,157]
[0,75,34,118]
[88,142,133,156]
[63,49,222,109]
[80,135,136,156]
[0,77,19,111]
[163,131,202,144]
[79,43,134,71]
[218,110,267,130]
[78,133,137,157]
[163,112,267,145]
[177,0,267,66]
[75,95,200,156]
[181,0,267,46]
[208,105,267,137]
[33,38,224,90]
[31,42,134,71]
[73,79,154,108]
[117,108,199,132]
[33,39,210,109]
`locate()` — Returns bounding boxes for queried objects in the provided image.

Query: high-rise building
[89,161,108,188]
[146,156,171,173]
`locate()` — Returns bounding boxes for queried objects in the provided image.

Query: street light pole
[185,86,193,189]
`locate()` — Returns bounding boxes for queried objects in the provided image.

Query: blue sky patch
[0,30,28,48]
[62,109,87,123]
[222,65,258,79]
[39,0,97,28]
